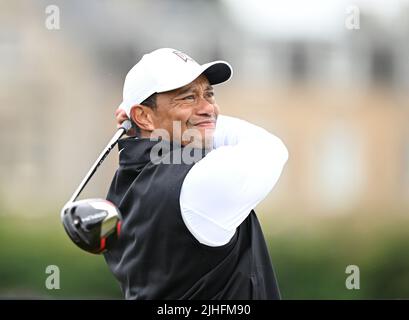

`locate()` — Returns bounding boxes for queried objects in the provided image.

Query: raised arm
[180,115,289,247]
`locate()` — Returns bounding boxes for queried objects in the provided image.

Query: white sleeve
[179,115,289,247]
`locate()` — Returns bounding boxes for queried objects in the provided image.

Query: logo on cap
[172,50,194,63]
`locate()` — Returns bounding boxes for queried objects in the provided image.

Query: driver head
[61,199,122,254]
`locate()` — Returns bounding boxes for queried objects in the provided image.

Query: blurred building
[0,0,408,215]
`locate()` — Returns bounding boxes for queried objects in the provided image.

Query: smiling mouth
[190,119,216,128]
[193,121,216,128]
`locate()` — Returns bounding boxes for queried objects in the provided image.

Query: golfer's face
[152,75,219,149]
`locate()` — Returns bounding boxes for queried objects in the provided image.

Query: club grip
[120,120,132,133]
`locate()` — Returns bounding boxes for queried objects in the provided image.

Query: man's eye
[206,91,215,98]
[183,95,195,100]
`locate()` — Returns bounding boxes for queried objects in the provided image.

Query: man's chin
[181,128,214,150]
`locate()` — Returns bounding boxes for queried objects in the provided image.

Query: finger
[116,112,129,123]
[117,114,127,122]
[114,108,122,117]
[115,108,129,118]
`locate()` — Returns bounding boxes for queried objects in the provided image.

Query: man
[105,48,289,299]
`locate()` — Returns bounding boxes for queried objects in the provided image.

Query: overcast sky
[222,0,409,40]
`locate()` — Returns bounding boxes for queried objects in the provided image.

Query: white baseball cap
[118,48,233,117]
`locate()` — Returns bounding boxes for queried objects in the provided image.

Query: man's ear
[130,105,155,132]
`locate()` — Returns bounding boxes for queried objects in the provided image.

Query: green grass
[265,211,409,299]
[1,208,409,299]
[0,213,122,299]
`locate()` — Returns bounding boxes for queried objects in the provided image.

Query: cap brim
[201,61,233,86]
[155,60,233,94]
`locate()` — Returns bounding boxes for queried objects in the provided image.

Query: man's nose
[196,96,215,116]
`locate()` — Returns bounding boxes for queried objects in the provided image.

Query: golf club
[61,120,132,254]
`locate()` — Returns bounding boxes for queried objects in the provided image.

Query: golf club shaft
[67,120,132,204]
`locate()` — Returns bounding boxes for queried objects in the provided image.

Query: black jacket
[104,138,280,299]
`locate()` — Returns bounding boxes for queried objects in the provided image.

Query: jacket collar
[117,138,167,166]
[117,137,208,167]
